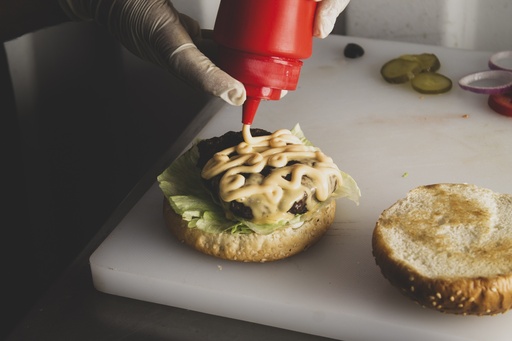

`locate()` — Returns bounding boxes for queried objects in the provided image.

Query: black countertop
[7,101,336,341]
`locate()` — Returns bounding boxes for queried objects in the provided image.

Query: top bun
[372,183,512,315]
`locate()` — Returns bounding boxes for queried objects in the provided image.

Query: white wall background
[345,0,512,51]
[173,0,511,51]
[172,0,221,29]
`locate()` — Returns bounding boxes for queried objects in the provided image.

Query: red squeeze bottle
[213,0,318,125]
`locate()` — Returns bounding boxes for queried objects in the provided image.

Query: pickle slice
[411,72,452,94]
[400,53,441,72]
[381,58,422,84]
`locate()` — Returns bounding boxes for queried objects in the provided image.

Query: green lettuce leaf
[157,125,360,235]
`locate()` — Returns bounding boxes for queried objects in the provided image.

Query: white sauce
[201,125,341,224]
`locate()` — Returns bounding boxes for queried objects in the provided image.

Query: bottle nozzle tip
[242,98,261,125]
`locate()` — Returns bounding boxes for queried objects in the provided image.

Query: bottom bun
[163,198,336,262]
[372,183,512,315]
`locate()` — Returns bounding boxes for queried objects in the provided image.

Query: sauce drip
[201,124,342,223]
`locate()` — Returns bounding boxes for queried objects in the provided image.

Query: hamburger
[157,124,360,262]
[373,183,512,315]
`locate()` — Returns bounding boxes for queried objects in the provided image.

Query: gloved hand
[314,0,350,38]
[58,0,246,106]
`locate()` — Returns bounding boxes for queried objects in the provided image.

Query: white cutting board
[90,36,512,341]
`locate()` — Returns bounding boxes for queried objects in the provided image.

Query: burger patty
[197,129,310,219]
[196,128,271,169]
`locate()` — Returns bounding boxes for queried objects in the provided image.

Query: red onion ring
[489,50,512,72]
[458,70,512,95]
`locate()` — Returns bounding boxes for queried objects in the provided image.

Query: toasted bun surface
[163,198,336,262]
[372,183,512,315]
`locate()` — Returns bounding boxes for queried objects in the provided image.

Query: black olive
[344,43,365,59]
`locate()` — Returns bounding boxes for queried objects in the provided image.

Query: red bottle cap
[217,47,303,124]
[242,98,261,125]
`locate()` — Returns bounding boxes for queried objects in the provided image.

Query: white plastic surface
[90,36,512,341]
